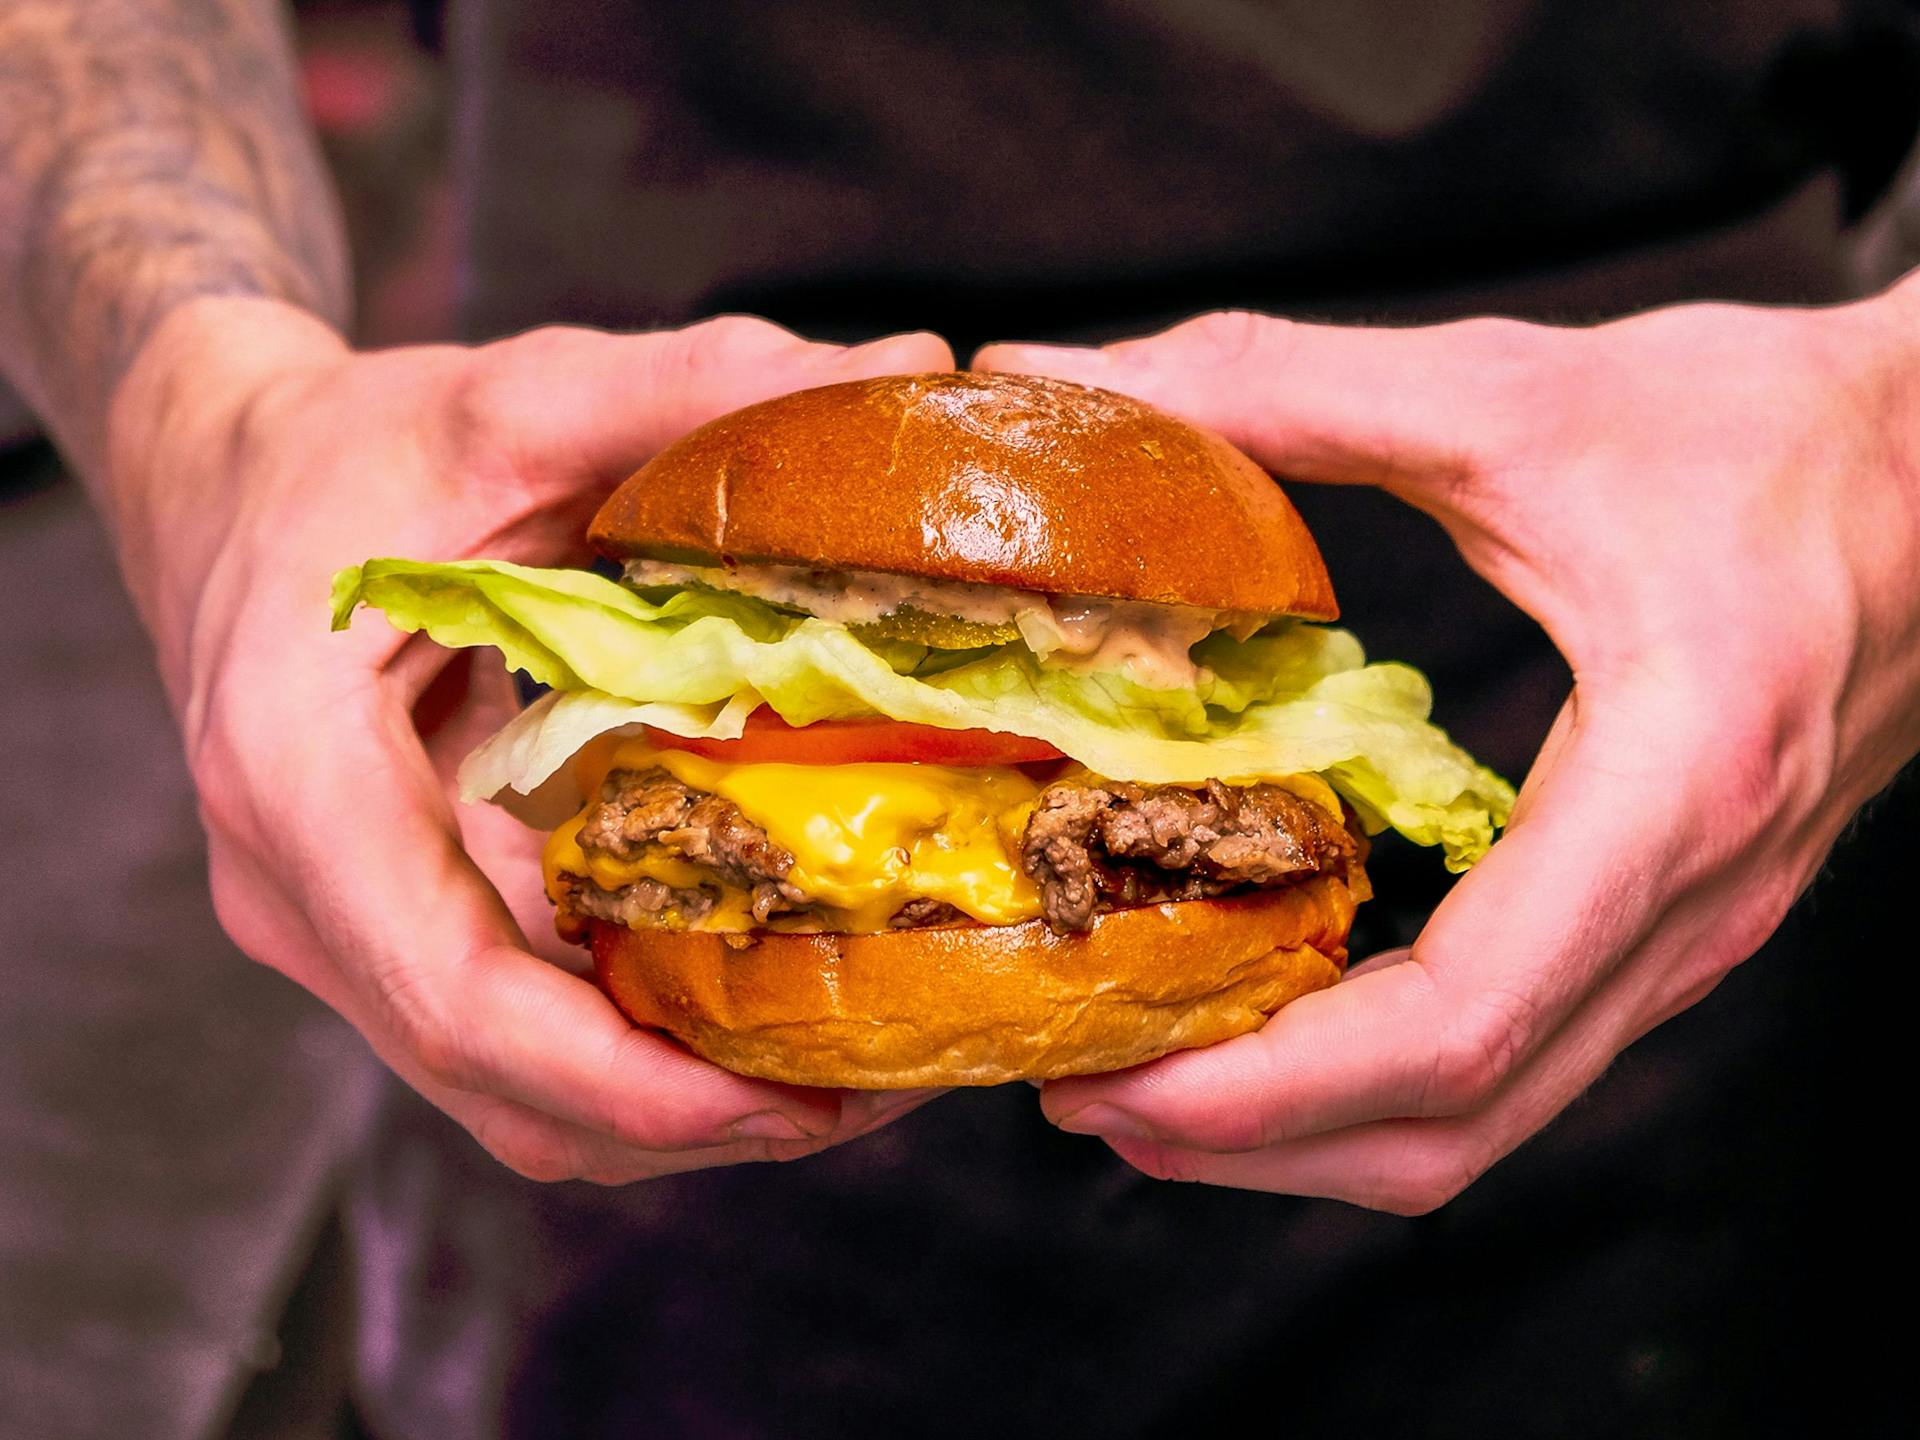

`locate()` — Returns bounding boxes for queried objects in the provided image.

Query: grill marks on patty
[1018,778,1361,932]
[560,767,1358,936]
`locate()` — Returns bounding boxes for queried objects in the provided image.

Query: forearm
[0,0,350,489]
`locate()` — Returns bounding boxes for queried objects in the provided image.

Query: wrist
[105,295,350,680]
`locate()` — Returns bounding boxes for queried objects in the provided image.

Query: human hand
[978,292,1920,1210]
[107,297,953,1181]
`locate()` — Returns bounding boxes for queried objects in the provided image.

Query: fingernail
[729,1110,821,1142]
[1053,1103,1152,1141]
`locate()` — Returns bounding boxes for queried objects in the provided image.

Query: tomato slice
[643,710,1065,766]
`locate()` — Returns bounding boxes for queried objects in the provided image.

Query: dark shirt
[350,4,1919,1435]
[451,0,1920,346]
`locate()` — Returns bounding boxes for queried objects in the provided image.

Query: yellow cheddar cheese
[544,737,1347,935]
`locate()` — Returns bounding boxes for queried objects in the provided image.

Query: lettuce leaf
[335,558,1515,868]
[455,689,763,827]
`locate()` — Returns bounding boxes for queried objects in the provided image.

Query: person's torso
[353,7,1920,1435]
[452,0,1920,344]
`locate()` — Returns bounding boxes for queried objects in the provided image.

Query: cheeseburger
[332,372,1511,1088]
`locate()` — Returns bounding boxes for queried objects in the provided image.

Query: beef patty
[574,767,809,923]
[562,767,1359,936]
[1018,778,1362,932]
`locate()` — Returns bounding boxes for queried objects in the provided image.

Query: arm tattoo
[0,0,350,468]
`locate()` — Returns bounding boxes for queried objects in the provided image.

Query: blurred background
[4,2,1918,1437]
[0,5,445,1436]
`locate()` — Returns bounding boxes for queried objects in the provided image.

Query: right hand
[107,297,953,1181]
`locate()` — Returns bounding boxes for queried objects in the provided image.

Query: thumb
[976,310,1539,498]
[487,317,954,484]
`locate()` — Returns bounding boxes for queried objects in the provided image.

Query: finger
[976,311,1549,503]
[1091,867,1768,1210]
[213,813,863,1178]
[213,661,847,1150]
[981,315,1606,659]
[485,319,956,484]
[444,1079,951,1185]
[423,1074,818,1184]
[1510,691,1578,827]
[1041,696,1695,1151]
[1091,958,1640,1207]
[410,650,583,969]
[459,797,583,971]
[435,1042,946,1183]
[214,829,887,1190]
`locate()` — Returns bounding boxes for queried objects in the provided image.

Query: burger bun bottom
[589,876,1358,1089]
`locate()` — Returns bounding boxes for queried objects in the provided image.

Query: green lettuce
[333,558,1515,868]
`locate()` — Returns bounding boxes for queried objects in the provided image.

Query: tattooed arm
[0,0,349,483]
[0,0,952,1181]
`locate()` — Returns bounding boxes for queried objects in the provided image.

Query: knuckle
[443,363,510,459]
[759,1136,830,1166]
[587,1032,721,1152]
[675,314,792,372]
[1418,1045,1498,1119]
[383,968,481,1093]
[471,1109,583,1184]
[189,764,251,849]
[1420,988,1535,1115]
[1115,1139,1207,1184]
[450,327,584,441]
[183,695,261,839]
[1713,721,1795,843]
[493,322,596,377]
[1483,344,1563,473]
[1743,868,1803,948]
[1175,309,1279,367]
[695,312,783,347]
[1735,856,1803,947]
[1662,704,1811,886]
[203,849,279,970]
[1372,1132,1495,1216]
[1690,871,1803,982]
[1436,314,1560,470]
[1374,1171,1461,1217]
[496,1140,581,1185]
[629,326,715,407]
[409,1030,473,1094]
[1447,314,1540,372]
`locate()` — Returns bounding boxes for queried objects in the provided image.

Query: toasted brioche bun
[588,371,1336,620]
[589,877,1357,1089]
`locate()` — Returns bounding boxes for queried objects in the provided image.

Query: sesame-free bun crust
[589,372,1337,620]
[589,877,1357,1089]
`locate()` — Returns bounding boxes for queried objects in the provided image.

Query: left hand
[108,300,953,1184]
[977,286,1920,1211]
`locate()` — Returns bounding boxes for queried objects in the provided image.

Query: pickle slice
[850,607,1021,649]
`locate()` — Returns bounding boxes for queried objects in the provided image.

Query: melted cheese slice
[543,738,1346,934]
[545,740,1047,931]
